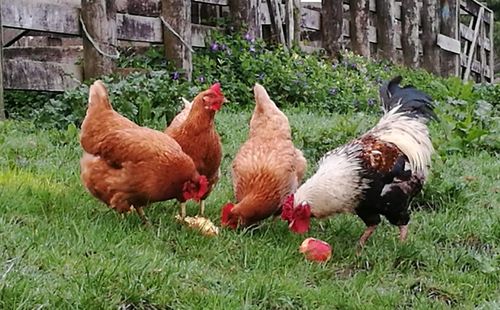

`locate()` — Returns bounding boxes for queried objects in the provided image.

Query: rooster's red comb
[281,194,295,222]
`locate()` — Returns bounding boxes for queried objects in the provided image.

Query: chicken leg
[357,225,378,254]
[399,225,408,241]
[136,206,150,226]
[179,202,187,219]
[199,200,206,216]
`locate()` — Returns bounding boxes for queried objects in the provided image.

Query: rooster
[281,76,436,248]
[80,80,209,224]
[165,83,225,218]
[221,84,307,229]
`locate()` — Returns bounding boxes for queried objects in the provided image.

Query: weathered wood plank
[437,34,461,54]
[116,0,160,17]
[192,24,216,47]
[3,46,82,62]
[460,23,491,50]
[375,0,396,60]
[461,53,491,76]
[463,6,483,80]
[267,0,287,46]
[291,0,301,43]
[488,5,494,81]
[422,0,440,74]
[3,59,82,91]
[117,14,162,42]
[162,0,192,80]
[349,0,371,57]
[321,0,344,58]
[1,1,80,35]
[402,0,419,67]
[440,0,460,77]
[2,28,28,47]
[194,0,228,5]
[460,0,492,24]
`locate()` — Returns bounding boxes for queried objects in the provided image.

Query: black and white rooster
[281,76,437,249]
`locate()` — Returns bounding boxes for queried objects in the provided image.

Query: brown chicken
[80,80,209,224]
[220,83,307,228]
[164,83,225,218]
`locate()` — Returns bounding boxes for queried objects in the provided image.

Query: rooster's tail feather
[379,76,437,121]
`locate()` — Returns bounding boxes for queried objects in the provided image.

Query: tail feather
[379,76,437,121]
[88,80,112,111]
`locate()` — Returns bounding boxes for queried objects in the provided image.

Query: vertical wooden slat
[489,9,494,82]
[375,0,396,60]
[440,0,459,77]
[285,0,294,48]
[349,0,371,57]
[402,0,420,67]
[0,0,4,121]
[292,0,301,43]
[267,0,287,47]
[464,7,484,81]
[228,0,261,39]
[81,0,117,80]
[322,0,343,58]
[422,0,440,74]
[161,0,192,81]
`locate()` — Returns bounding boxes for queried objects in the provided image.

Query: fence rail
[0,0,495,93]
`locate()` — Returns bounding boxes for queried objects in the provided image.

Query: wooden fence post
[292,0,301,44]
[161,0,192,81]
[0,0,5,121]
[376,0,396,60]
[228,0,261,40]
[81,0,117,80]
[402,0,420,67]
[349,0,371,57]
[322,0,343,58]
[440,0,459,76]
[267,0,287,48]
[422,0,440,75]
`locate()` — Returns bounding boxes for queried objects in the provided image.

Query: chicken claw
[136,206,150,226]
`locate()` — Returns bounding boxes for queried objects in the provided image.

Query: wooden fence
[0,0,495,93]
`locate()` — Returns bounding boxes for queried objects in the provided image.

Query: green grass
[0,110,499,309]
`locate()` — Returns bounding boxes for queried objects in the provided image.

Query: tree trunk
[322,0,343,58]
[161,0,192,81]
[349,0,371,57]
[0,0,4,121]
[228,0,261,40]
[402,0,420,67]
[422,0,440,74]
[440,0,459,77]
[376,0,396,60]
[81,0,117,80]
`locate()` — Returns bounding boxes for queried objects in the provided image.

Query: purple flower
[210,42,219,52]
[220,44,228,51]
[367,98,375,106]
[258,73,265,80]
[328,88,338,96]
[171,71,180,80]
[244,32,253,42]
[249,46,256,53]
[197,75,205,83]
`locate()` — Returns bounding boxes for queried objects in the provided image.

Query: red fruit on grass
[299,238,332,262]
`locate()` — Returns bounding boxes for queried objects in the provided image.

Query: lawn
[0,109,498,309]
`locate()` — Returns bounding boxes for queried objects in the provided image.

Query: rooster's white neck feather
[294,145,369,217]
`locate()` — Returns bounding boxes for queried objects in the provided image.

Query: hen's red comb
[281,194,295,221]
[210,83,222,96]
